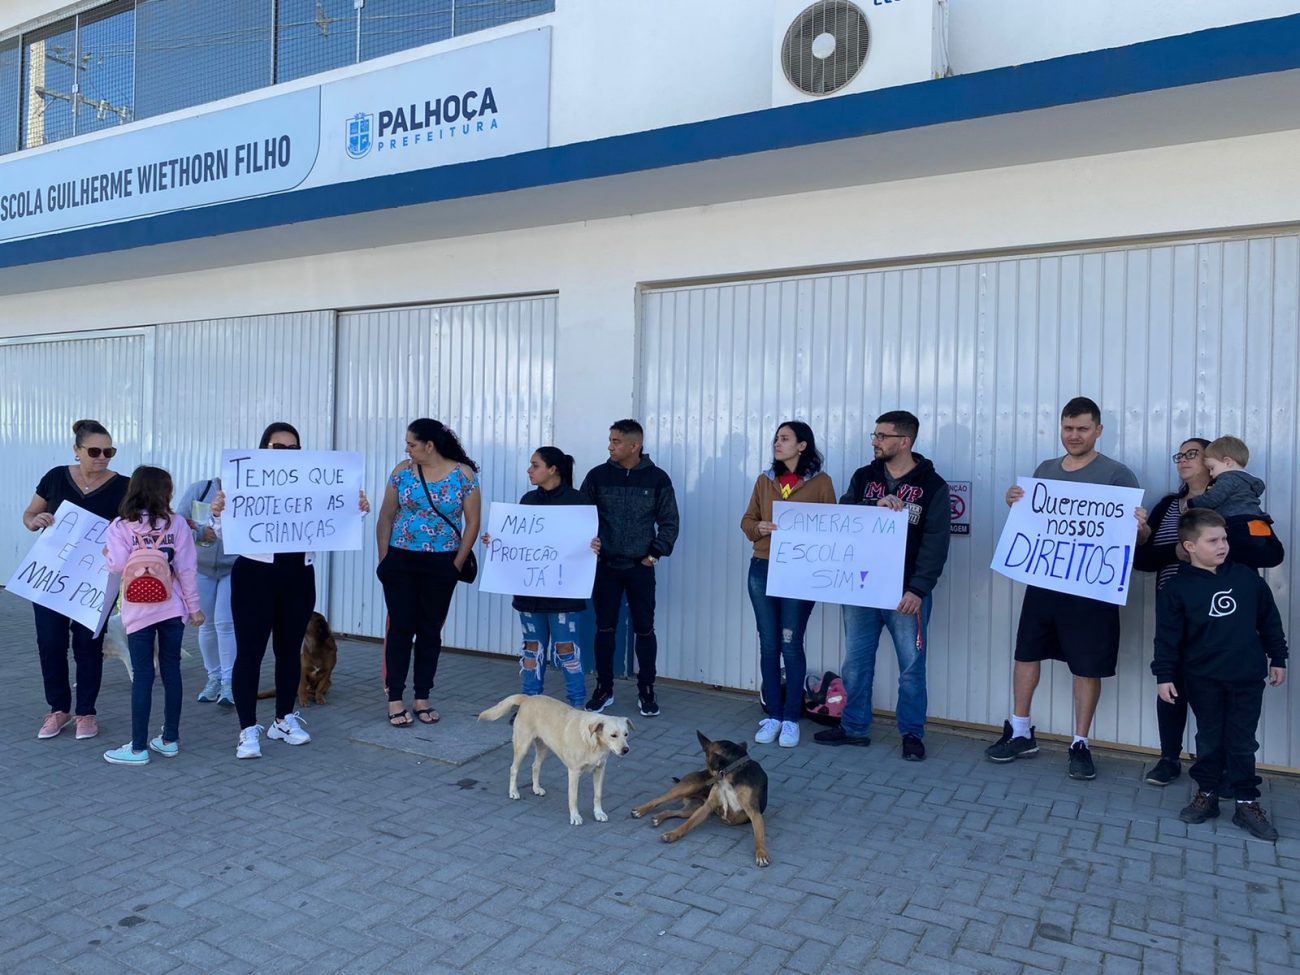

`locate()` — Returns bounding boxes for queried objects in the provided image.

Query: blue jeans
[840,597,932,738]
[127,618,184,751]
[520,612,587,709]
[747,558,815,722]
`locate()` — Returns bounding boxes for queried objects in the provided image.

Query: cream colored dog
[478,694,633,826]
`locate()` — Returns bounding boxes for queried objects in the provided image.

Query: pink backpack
[804,671,847,726]
[122,527,173,604]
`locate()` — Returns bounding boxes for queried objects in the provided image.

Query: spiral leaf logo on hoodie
[1208,589,1237,618]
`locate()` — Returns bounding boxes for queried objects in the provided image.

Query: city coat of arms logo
[346,112,373,159]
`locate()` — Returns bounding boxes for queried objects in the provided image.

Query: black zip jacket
[839,454,950,599]
[511,484,591,615]
[580,455,679,571]
[1151,561,1288,683]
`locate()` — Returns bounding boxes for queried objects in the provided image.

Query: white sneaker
[755,718,781,744]
[268,712,311,745]
[779,721,800,748]
[236,725,263,760]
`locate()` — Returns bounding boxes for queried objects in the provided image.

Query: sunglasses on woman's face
[81,447,117,458]
[269,443,301,450]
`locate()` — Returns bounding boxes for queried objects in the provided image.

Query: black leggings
[230,554,316,728]
[379,548,459,701]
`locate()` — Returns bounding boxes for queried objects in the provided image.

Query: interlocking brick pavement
[1,588,1298,974]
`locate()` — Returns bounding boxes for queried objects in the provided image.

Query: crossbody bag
[417,463,478,584]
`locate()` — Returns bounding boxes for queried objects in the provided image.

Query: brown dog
[255,612,337,704]
[632,731,770,867]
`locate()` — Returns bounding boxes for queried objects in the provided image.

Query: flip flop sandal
[413,707,440,724]
[387,709,413,727]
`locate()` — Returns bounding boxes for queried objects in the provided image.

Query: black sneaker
[637,688,660,717]
[1067,742,1096,780]
[984,721,1038,762]
[812,725,870,747]
[1180,790,1221,824]
[1232,801,1279,841]
[584,687,614,713]
[901,734,925,761]
[1144,757,1181,786]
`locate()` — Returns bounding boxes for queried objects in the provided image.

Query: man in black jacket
[1152,508,1287,840]
[814,411,950,760]
[580,419,680,716]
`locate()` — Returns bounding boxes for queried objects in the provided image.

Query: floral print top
[388,463,479,553]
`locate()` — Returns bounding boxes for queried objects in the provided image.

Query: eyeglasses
[870,433,905,442]
[270,443,301,450]
[1172,449,1201,462]
[81,447,117,458]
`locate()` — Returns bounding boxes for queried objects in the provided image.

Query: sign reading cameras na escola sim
[0,28,552,244]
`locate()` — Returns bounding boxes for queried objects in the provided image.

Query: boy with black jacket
[1152,508,1288,841]
[580,419,680,717]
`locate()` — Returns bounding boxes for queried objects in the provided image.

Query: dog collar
[714,755,751,777]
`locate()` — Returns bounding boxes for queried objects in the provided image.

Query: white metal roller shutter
[0,329,152,575]
[330,296,558,652]
[641,233,1300,768]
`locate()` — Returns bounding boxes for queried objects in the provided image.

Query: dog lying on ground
[478,694,633,826]
[257,612,337,705]
[632,731,770,867]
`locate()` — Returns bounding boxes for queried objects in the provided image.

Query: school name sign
[765,502,908,609]
[219,449,364,555]
[479,503,598,599]
[5,502,118,634]
[0,28,551,243]
[991,478,1144,605]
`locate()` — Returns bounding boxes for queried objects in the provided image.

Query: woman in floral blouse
[375,418,481,726]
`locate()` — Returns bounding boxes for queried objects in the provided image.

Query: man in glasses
[986,397,1141,781]
[815,411,951,760]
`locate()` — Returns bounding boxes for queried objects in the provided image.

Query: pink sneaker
[75,715,99,740]
[37,711,72,739]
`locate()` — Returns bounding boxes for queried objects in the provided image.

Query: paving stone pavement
[1,590,1298,975]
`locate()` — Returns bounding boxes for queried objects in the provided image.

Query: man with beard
[815,410,950,761]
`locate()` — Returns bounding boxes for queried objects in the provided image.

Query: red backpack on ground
[122,528,173,604]
[804,671,847,726]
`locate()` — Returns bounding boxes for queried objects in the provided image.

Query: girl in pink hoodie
[102,466,203,765]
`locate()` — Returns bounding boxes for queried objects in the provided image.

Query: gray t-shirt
[1033,453,1139,488]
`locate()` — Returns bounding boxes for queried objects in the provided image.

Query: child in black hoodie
[1152,509,1287,840]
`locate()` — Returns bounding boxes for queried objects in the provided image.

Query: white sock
[1010,715,1031,739]
[1072,735,1088,747]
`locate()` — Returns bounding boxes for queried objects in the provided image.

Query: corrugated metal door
[641,233,1300,767]
[330,296,558,654]
[0,330,152,574]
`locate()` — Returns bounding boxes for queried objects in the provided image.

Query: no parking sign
[948,481,971,536]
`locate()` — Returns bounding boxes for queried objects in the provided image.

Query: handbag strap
[200,479,214,502]
[416,464,463,541]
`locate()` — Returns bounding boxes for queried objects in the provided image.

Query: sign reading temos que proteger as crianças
[990,477,1144,606]
[219,449,365,555]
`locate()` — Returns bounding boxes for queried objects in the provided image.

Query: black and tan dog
[631,731,770,867]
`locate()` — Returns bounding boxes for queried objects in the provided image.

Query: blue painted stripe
[5,13,1299,270]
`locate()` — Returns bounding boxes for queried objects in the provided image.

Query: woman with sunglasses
[1134,437,1212,786]
[211,422,369,759]
[21,419,129,741]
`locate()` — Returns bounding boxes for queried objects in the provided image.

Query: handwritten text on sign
[478,502,598,598]
[765,501,908,608]
[5,502,119,635]
[219,449,364,555]
[991,478,1144,606]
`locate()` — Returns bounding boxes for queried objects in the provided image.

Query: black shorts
[1014,586,1120,679]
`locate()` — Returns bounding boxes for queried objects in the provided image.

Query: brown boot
[1231,801,1279,841]
[1178,791,1220,824]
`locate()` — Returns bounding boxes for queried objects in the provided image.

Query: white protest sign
[990,477,1144,606]
[765,501,908,609]
[5,502,119,635]
[219,449,364,555]
[479,502,598,598]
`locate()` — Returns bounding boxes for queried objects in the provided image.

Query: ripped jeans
[519,612,587,709]
[748,557,815,722]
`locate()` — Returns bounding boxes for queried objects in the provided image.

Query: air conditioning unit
[772,0,946,106]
